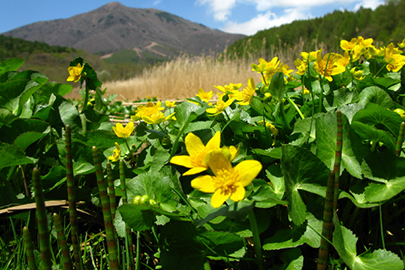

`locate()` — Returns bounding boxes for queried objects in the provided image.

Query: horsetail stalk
[23,226,38,270]
[52,213,73,270]
[107,162,117,220]
[396,122,405,156]
[120,160,135,270]
[333,110,343,212]
[65,125,82,269]
[92,146,120,270]
[32,167,52,270]
[317,170,335,270]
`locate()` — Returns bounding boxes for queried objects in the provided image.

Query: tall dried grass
[68,41,304,101]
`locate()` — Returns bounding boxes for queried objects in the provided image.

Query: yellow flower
[302,88,310,95]
[66,63,83,82]
[350,67,365,80]
[170,131,221,176]
[340,37,358,51]
[251,57,280,76]
[143,112,175,124]
[206,93,235,115]
[337,51,350,67]
[398,39,405,48]
[386,54,405,72]
[131,102,164,121]
[108,142,121,162]
[191,151,262,208]
[165,100,176,108]
[214,83,242,98]
[313,51,346,81]
[196,88,214,103]
[294,50,320,75]
[112,122,135,138]
[235,78,255,105]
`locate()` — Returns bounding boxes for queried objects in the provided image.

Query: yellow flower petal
[183,167,208,176]
[211,189,231,208]
[170,155,193,168]
[234,160,262,186]
[207,151,232,176]
[191,175,216,193]
[229,184,246,202]
[184,133,205,157]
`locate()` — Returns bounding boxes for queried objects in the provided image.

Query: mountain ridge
[3,2,245,56]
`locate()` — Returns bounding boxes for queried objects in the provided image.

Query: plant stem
[317,170,335,270]
[379,205,386,249]
[23,226,38,270]
[248,209,264,270]
[65,125,83,269]
[395,122,405,156]
[92,146,120,270]
[120,160,135,270]
[52,213,73,270]
[32,167,52,270]
[333,111,343,212]
[136,231,141,270]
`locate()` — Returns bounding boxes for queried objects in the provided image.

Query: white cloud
[153,0,162,5]
[197,0,236,21]
[222,8,309,35]
[353,0,384,10]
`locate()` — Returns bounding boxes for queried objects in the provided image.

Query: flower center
[213,169,239,195]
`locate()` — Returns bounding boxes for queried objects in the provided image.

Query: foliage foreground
[1,36,405,269]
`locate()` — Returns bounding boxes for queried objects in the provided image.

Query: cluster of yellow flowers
[131,101,176,125]
[170,131,262,208]
[294,36,405,81]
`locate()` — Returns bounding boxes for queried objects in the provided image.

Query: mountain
[2,2,245,58]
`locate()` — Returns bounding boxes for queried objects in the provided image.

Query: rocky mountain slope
[3,2,245,57]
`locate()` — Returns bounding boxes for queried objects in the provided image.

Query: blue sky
[0,0,384,36]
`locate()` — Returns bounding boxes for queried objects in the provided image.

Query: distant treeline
[225,0,405,59]
[0,35,76,58]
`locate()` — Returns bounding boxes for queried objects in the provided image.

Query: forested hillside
[225,0,405,59]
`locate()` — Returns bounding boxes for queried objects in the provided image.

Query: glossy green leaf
[263,214,322,250]
[352,103,402,137]
[358,86,395,109]
[316,112,370,178]
[269,248,303,270]
[281,145,329,225]
[0,58,24,76]
[362,152,405,202]
[126,171,177,212]
[333,214,403,269]
[0,144,36,169]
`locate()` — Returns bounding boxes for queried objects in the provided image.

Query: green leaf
[263,214,322,250]
[352,103,402,137]
[316,112,370,178]
[362,152,405,202]
[13,131,47,152]
[0,144,36,169]
[58,100,81,132]
[126,171,177,212]
[118,204,156,231]
[358,86,395,109]
[270,72,287,101]
[269,248,304,270]
[0,118,49,144]
[351,121,396,152]
[0,108,17,128]
[281,145,329,225]
[333,214,403,269]
[0,58,24,76]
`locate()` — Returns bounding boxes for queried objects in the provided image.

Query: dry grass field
[66,42,304,102]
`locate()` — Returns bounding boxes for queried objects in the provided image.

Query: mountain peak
[2,4,245,56]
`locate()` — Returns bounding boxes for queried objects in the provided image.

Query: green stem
[317,170,335,270]
[374,63,387,77]
[23,226,38,270]
[379,205,386,249]
[32,167,52,270]
[52,213,73,270]
[92,146,120,270]
[248,209,264,270]
[83,82,89,111]
[120,160,135,270]
[395,122,405,156]
[136,231,141,270]
[65,125,82,269]
[279,99,291,131]
[106,162,117,221]
[286,95,305,119]
[333,111,343,212]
